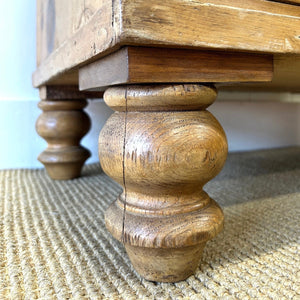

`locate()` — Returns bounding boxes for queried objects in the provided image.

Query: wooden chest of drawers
[33,0,300,282]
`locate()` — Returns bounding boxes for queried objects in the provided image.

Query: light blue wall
[0,1,39,100]
[0,1,41,169]
[0,1,112,169]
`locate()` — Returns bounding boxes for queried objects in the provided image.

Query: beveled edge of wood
[78,47,130,92]
[79,47,273,91]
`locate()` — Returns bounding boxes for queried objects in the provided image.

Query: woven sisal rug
[0,147,299,299]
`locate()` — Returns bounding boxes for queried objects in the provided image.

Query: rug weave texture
[0,147,299,299]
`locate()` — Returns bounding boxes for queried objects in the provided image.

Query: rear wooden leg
[36,99,91,180]
[99,84,228,282]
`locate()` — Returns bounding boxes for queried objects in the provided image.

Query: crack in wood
[121,87,128,243]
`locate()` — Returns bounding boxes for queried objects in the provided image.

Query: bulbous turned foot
[36,99,91,180]
[99,84,228,282]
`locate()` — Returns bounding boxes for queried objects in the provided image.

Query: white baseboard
[218,90,300,103]
[211,101,300,151]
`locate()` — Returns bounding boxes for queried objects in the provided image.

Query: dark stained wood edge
[40,85,104,100]
[79,47,273,91]
[127,47,273,83]
[268,0,300,5]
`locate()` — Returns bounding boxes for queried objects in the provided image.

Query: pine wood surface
[33,0,300,89]
[121,0,300,52]
[34,0,117,87]
[99,84,227,282]
[36,0,109,66]
[220,54,300,92]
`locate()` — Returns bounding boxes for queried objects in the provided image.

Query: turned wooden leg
[99,84,228,282]
[36,99,91,180]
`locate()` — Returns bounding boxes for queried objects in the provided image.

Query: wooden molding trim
[79,47,273,91]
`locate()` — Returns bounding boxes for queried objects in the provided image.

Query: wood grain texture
[36,0,107,66]
[79,47,273,91]
[36,53,300,93]
[217,54,300,92]
[34,0,300,88]
[99,84,227,282]
[34,0,119,87]
[36,99,91,180]
[37,54,300,93]
[121,0,300,53]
